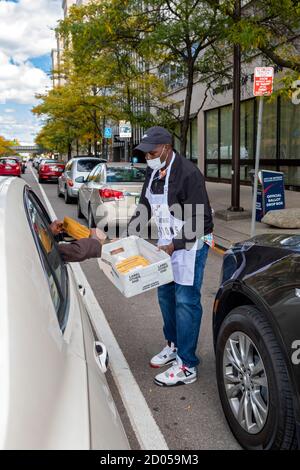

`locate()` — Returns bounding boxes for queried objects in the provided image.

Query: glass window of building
[206,109,218,159]
[173,118,199,163]
[280,99,300,160]
[220,105,232,159]
[260,99,277,159]
[191,118,199,163]
[240,100,254,160]
[205,96,300,189]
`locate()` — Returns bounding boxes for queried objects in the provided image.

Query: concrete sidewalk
[207,182,300,250]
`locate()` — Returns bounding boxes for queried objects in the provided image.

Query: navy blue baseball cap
[134,126,172,153]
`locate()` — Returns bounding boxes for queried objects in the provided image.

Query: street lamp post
[229,0,243,213]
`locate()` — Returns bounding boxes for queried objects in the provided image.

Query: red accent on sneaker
[170,373,174,378]
[149,362,162,369]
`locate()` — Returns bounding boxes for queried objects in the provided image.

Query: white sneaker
[154,357,197,386]
[150,344,177,368]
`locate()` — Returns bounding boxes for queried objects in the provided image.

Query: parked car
[77,162,147,230]
[0,157,22,177]
[213,234,300,450]
[21,157,27,174]
[57,157,106,204]
[13,156,26,174]
[33,156,43,169]
[36,157,49,171]
[0,175,129,450]
[38,160,65,183]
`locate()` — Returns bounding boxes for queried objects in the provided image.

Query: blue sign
[256,170,285,221]
[104,127,112,139]
[256,186,264,222]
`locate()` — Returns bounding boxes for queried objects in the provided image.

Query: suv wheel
[216,305,297,450]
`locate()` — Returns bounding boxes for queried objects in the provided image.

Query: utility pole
[229,0,243,212]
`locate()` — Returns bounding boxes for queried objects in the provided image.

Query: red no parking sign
[253,67,274,96]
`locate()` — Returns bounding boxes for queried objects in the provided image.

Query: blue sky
[0,0,62,144]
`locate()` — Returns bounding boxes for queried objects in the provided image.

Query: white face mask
[146,146,167,171]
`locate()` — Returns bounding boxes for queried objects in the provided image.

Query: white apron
[145,153,198,286]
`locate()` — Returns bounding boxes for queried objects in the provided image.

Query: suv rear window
[106,167,146,183]
[0,158,18,164]
[77,159,102,172]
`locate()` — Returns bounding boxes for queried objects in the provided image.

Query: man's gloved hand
[49,220,64,236]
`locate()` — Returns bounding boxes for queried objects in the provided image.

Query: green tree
[0,135,14,157]
[56,0,171,156]
[212,0,300,96]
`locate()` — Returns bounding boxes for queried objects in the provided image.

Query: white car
[77,163,147,231]
[0,176,129,450]
[57,157,106,204]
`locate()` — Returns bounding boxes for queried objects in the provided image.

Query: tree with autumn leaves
[0,135,15,157]
[34,0,300,157]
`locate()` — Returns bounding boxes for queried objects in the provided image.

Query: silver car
[77,163,147,232]
[0,176,129,450]
[57,157,106,204]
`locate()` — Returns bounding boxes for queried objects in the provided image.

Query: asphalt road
[23,166,240,450]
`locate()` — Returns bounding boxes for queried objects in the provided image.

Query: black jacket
[128,152,213,250]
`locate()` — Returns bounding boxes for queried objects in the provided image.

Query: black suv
[213,234,300,450]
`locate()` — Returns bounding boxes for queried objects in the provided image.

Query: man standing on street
[127,126,214,386]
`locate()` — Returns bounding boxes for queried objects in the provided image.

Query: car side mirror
[75,176,86,183]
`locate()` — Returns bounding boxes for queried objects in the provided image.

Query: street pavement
[23,167,240,450]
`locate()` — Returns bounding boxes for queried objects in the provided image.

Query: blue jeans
[157,243,209,368]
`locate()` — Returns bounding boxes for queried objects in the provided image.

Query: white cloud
[0,0,62,142]
[0,50,51,104]
[0,110,43,144]
[0,0,62,62]
[0,0,62,104]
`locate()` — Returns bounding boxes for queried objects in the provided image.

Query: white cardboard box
[98,236,174,298]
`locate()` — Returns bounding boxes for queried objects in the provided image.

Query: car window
[0,158,18,165]
[106,167,146,183]
[65,161,73,171]
[87,164,101,182]
[94,164,106,183]
[77,159,101,172]
[24,189,69,332]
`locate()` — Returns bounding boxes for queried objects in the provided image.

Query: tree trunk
[68,142,72,161]
[76,139,79,156]
[102,117,106,157]
[180,63,194,157]
[129,136,133,161]
[94,135,98,157]
[88,139,92,156]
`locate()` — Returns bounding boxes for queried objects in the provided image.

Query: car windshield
[106,167,146,183]
[77,159,101,172]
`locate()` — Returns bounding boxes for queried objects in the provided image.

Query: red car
[38,160,65,183]
[0,157,22,177]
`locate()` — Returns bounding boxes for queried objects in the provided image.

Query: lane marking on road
[30,165,169,451]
